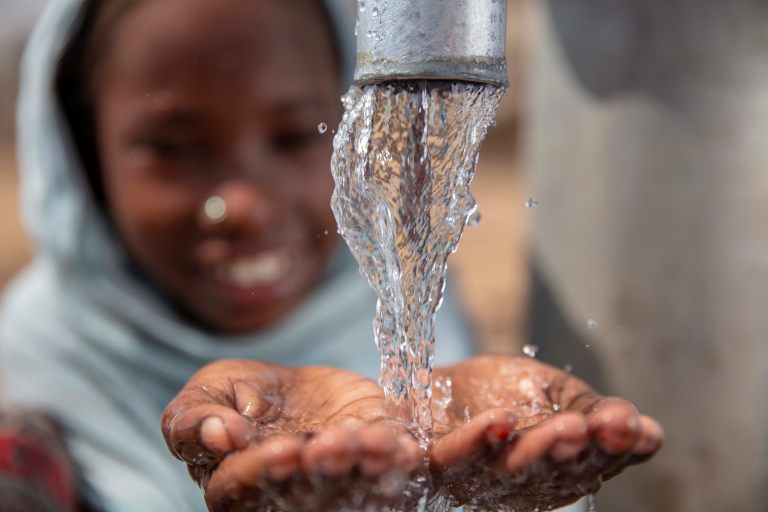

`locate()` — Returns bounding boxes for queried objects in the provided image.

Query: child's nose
[199,181,277,235]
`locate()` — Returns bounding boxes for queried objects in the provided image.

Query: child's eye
[145,139,211,160]
[273,131,322,152]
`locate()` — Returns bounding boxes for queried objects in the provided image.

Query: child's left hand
[426,355,664,511]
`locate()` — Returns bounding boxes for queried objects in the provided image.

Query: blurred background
[0,0,44,287]
[2,1,767,511]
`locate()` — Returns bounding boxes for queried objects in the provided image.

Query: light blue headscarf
[0,1,474,511]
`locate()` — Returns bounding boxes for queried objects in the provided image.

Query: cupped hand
[427,355,664,511]
[161,360,422,512]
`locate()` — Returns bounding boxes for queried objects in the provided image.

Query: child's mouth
[212,247,301,289]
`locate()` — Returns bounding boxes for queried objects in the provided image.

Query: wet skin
[163,356,663,512]
[95,0,342,333]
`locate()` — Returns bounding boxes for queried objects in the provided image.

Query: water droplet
[372,6,379,16]
[359,0,365,12]
[366,30,372,38]
[564,363,573,374]
[204,196,227,222]
[444,44,450,52]
[523,344,539,358]
[525,197,538,208]
[354,24,358,36]
[585,344,590,348]
[324,230,328,235]
[588,319,598,330]
[553,403,561,412]
[468,210,482,227]
[318,122,327,133]
[588,494,596,512]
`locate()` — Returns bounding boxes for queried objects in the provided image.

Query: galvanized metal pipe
[353,0,509,88]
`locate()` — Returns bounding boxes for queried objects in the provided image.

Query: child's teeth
[218,250,292,287]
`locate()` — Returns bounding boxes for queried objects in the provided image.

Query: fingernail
[633,437,661,455]
[201,417,232,454]
[598,429,636,454]
[320,432,336,446]
[550,440,584,462]
[486,426,513,445]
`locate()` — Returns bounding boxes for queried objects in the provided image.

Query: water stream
[330,81,502,511]
[331,81,503,442]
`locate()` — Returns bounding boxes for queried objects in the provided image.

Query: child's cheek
[107,159,201,255]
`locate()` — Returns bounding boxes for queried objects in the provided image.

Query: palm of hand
[163,357,663,512]
[427,356,664,511]
[162,361,421,512]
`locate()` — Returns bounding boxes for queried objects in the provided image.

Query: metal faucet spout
[353,0,509,88]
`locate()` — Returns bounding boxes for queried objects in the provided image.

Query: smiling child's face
[95,0,343,333]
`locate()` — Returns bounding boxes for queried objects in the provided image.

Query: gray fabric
[0,1,474,511]
[527,1,768,511]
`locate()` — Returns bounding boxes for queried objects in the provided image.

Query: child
[1,0,663,510]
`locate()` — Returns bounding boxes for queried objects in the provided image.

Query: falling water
[331,81,502,445]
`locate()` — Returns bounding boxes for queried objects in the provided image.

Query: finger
[504,412,588,474]
[206,436,303,502]
[587,402,641,454]
[165,404,257,465]
[633,415,665,456]
[302,427,362,477]
[548,415,591,462]
[391,432,424,474]
[601,415,665,483]
[356,423,422,477]
[355,423,398,477]
[429,408,516,476]
[233,381,276,421]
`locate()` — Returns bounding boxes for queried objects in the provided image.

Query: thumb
[161,388,258,466]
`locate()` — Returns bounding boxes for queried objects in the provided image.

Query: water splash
[523,343,539,358]
[331,81,503,444]
[467,209,482,227]
[318,122,328,133]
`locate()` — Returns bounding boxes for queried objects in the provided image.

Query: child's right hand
[161,360,422,512]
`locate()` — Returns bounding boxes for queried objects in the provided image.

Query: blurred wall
[0,0,45,289]
[445,0,531,355]
[524,0,768,510]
